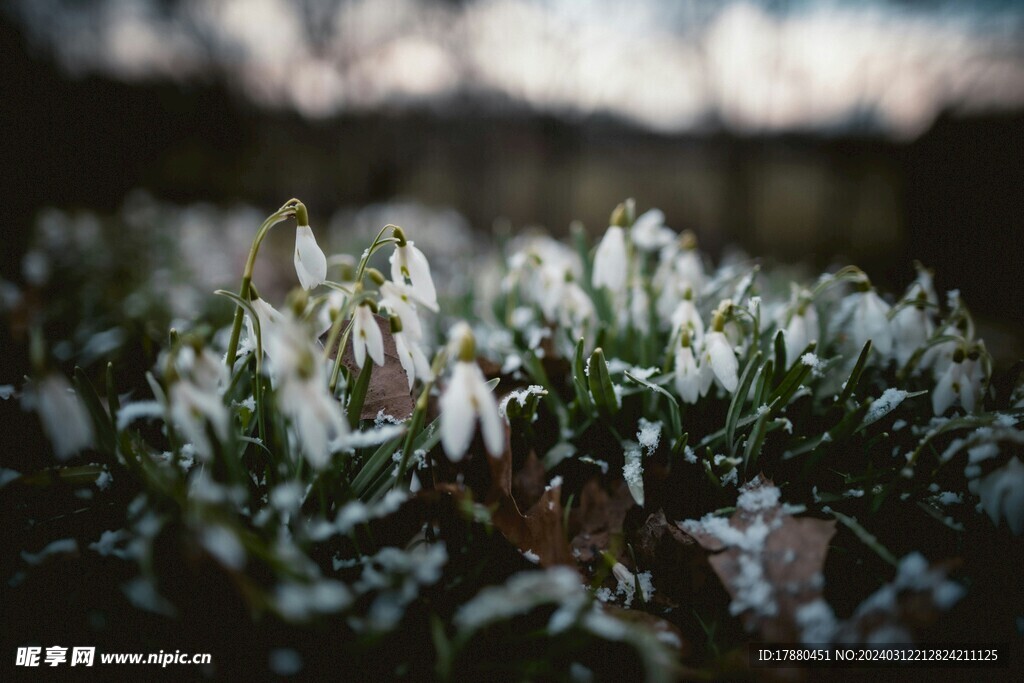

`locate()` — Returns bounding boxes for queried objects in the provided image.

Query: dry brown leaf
[570,478,636,565]
[678,475,836,642]
[486,436,575,568]
[326,313,414,421]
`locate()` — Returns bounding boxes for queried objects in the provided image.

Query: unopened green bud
[680,231,698,251]
[457,330,476,362]
[367,268,386,286]
[610,199,635,228]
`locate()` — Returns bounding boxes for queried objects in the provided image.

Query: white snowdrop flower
[169,378,229,461]
[394,328,432,390]
[972,457,1024,535]
[535,264,567,321]
[167,342,230,460]
[892,294,934,367]
[703,305,739,393]
[784,301,818,368]
[849,284,893,358]
[390,238,438,312]
[352,305,385,369]
[591,225,627,294]
[673,330,702,404]
[932,347,983,415]
[669,292,704,341]
[173,344,227,394]
[268,318,348,469]
[558,280,596,339]
[279,373,347,470]
[439,323,504,461]
[246,297,286,362]
[630,208,674,252]
[704,331,738,393]
[379,280,424,341]
[911,262,939,306]
[655,232,705,319]
[293,224,328,290]
[29,374,94,461]
[629,281,650,333]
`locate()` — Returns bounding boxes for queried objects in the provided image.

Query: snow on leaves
[678,475,836,642]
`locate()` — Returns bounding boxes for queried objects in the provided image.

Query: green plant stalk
[224,200,303,368]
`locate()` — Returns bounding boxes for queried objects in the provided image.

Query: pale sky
[10,0,1024,138]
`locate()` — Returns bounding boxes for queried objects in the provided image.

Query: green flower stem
[395,349,448,491]
[324,227,401,392]
[224,200,304,368]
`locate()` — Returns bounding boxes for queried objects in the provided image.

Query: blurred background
[1,0,1023,368]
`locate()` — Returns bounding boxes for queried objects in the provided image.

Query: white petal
[35,375,94,460]
[707,332,739,393]
[294,226,327,290]
[698,353,715,396]
[439,364,477,461]
[858,291,893,357]
[592,226,627,293]
[674,347,700,404]
[395,333,416,391]
[472,366,505,457]
[410,340,434,383]
[931,363,958,415]
[352,323,367,369]
[380,281,423,340]
[785,308,818,368]
[391,242,438,311]
[976,458,1024,535]
[353,307,385,368]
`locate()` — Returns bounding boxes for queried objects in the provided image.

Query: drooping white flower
[673,334,701,404]
[629,281,650,333]
[557,280,596,340]
[932,348,983,415]
[167,343,230,461]
[439,324,504,460]
[294,224,328,290]
[972,457,1024,535]
[28,374,94,461]
[277,367,347,470]
[703,330,739,393]
[379,280,424,341]
[390,240,438,312]
[246,296,286,362]
[849,286,893,358]
[892,296,934,367]
[169,379,229,461]
[592,225,627,294]
[352,305,385,369]
[394,330,433,391]
[262,312,348,469]
[784,304,819,368]
[670,293,704,342]
[654,233,705,316]
[630,208,674,252]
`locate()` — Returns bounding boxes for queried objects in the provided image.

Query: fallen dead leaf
[486,435,575,568]
[678,475,836,642]
[325,314,414,421]
[570,478,636,565]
